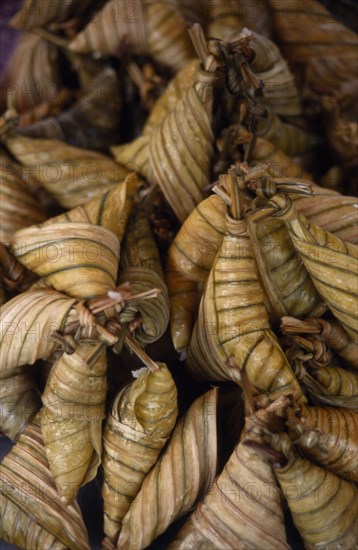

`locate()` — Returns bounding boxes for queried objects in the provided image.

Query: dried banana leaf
[10,0,95,29]
[117,212,169,345]
[0,414,90,550]
[272,435,358,550]
[172,429,289,550]
[187,207,305,405]
[0,289,76,370]
[267,194,358,342]
[69,0,194,72]
[5,135,131,208]
[0,150,46,243]
[12,221,120,299]
[166,194,227,351]
[288,405,358,481]
[116,387,218,550]
[102,363,178,544]
[0,365,40,440]
[1,33,61,114]
[18,67,122,151]
[41,342,107,504]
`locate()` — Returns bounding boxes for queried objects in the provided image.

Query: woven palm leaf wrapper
[248,215,318,316]
[102,362,178,545]
[207,0,272,41]
[286,404,358,482]
[112,24,225,222]
[291,354,358,410]
[241,163,358,244]
[0,3,357,548]
[17,67,122,152]
[0,33,61,114]
[268,0,358,101]
[115,387,218,550]
[38,172,139,242]
[4,134,131,208]
[116,209,169,346]
[11,215,119,300]
[322,97,357,192]
[248,137,312,180]
[268,432,358,550]
[234,29,303,117]
[281,316,358,369]
[0,289,77,371]
[287,182,358,245]
[41,342,107,504]
[170,0,208,28]
[0,287,100,440]
[242,173,322,322]
[143,59,200,134]
[166,193,228,352]
[166,165,358,350]
[68,0,194,73]
[207,0,247,41]
[10,0,95,30]
[282,320,358,409]
[0,172,138,436]
[0,235,36,296]
[166,168,311,350]
[171,428,289,549]
[187,174,305,406]
[0,149,45,244]
[0,412,90,550]
[114,59,200,180]
[265,193,358,343]
[13,89,70,130]
[252,106,316,157]
[0,365,41,441]
[225,34,315,157]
